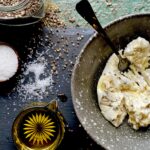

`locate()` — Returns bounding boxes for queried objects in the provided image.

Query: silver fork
[76,0,130,72]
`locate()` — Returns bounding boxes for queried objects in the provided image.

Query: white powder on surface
[14,60,54,101]
[0,45,18,81]
[24,63,45,80]
[23,63,53,94]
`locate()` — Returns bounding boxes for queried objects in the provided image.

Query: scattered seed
[57,93,68,102]
[69,18,75,23]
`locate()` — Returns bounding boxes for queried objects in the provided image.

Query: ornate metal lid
[12,100,65,150]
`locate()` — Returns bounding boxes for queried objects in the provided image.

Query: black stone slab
[0,25,103,150]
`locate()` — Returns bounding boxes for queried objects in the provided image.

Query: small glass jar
[0,0,45,26]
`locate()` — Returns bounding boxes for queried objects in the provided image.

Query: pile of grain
[42,2,65,27]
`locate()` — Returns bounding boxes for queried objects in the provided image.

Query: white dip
[97,37,150,130]
[0,45,18,82]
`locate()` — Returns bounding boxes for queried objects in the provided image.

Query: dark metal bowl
[71,13,150,150]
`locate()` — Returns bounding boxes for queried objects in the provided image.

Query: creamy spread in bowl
[97,37,150,130]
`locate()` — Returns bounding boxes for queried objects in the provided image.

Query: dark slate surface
[0,25,104,150]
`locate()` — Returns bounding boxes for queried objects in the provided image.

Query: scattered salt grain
[15,62,53,101]
[24,63,45,80]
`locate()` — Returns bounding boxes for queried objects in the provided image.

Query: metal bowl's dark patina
[71,14,150,150]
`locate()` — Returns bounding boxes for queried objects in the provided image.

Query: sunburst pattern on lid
[23,113,56,145]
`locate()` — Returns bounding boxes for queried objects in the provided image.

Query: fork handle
[76,0,120,56]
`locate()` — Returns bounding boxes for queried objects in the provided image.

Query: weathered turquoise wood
[54,0,150,27]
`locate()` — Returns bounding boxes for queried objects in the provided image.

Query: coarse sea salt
[23,63,53,93]
[14,61,53,101]
[0,45,18,81]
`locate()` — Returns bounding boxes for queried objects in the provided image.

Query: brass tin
[12,100,65,150]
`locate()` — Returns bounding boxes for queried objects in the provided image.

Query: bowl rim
[71,13,150,148]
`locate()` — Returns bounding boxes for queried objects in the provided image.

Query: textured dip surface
[97,37,150,130]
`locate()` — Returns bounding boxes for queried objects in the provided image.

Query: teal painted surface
[53,0,150,27]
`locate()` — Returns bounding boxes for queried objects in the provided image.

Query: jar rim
[0,0,44,12]
[0,0,45,26]
[0,0,29,11]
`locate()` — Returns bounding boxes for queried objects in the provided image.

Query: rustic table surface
[1,0,150,150]
[55,0,150,27]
